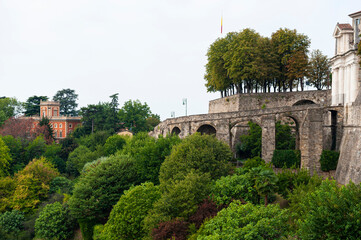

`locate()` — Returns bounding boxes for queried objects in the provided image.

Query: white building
[331,11,361,106]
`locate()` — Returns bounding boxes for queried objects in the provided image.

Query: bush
[0,210,24,234]
[196,201,290,239]
[66,145,101,176]
[275,121,296,150]
[101,182,161,240]
[188,198,222,229]
[159,133,232,189]
[320,150,339,171]
[272,149,300,168]
[238,121,262,159]
[35,202,75,240]
[68,155,140,223]
[276,168,312,199]
[151,219,189,240]
[295,180,361,239]
[103,134,126,156]
[49,176,73,194]
[242,156,265,170]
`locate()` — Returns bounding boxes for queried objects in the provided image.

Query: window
[59,131,63,138]
[54,123,57,128]
[59,123,62,128]
[69,124,72,128]
[54,131,57,138]
[54,109,58,116]
[50,123,53,128]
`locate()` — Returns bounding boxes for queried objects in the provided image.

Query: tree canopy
[0,98,23,127]
[24,96,48,116]
[53,88,78,116]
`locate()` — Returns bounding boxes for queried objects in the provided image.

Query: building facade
[32,100,81,140]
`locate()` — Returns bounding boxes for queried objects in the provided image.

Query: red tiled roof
[337,23,353,30]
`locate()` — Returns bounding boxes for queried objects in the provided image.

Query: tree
[38,117,54,144]
[118,100,158,133]
[275,121,296,150]
[80,103,114,134]
[100,182,161,240]
[0,138,12,177]
[103,134,126,156]
[295,180,361,239]
[308,49,331,90]
[0,210,25,236]
[1,135,25,174]
[195,202,290,239]
[224,29,262,93]
[68,155,141,223]
[271,28,310,92]
[53,88,78,116]
[24,96,48,116]
[66,145,101,176]
[159,133,232,190]
[0,117,33,139]
[286,50,309,91]
[25,136,47,163]
[35,202,75,240]
[250,166,278,206]
[0,97,23,127]
[108,93,120,132]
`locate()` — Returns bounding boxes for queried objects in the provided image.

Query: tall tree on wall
[286,50,309,91]
[308,50,331,90]
[271,28,310,92]
[53,89,78,116]
[24,96,48,116]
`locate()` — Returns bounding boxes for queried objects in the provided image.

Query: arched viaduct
[150,90,343,172]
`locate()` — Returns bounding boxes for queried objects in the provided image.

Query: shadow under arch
[293,99,316,106]
[197,124,216,135]
[171,126,181,136]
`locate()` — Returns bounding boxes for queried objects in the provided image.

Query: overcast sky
[0,0,359,120]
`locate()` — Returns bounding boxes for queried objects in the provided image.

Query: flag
[221,16,223,34]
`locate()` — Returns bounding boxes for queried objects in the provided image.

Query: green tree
[118,100,158,133]
[0,210,25,236]
[39,117,54,144]
[35,202,75,240]
[286,50,309,91]
[238,121,262,159]
[275,121,296,150]
[25,136,47,163]
[159,133,232,190]
[108,93,120,132]
[0,177,16,212]
[224,28,262,93]
[80,103,114,134]
[68,155,140,224]
[24,95,48,116]
[0,138,12,177]
[295,180,361,239]
[53,88,78,116]
[271,28,310,92]
[66,145,101,176]
[250,166,278,206]
[103,134,126,156]
[308,49,331,90]
[195,202,290,240]
[0,97,23,127]
[101,182,161,240]
[1,135,25,174]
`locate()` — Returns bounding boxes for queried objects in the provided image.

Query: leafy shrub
[103,134,126,156]
[25,136,47,163]
[276,168,312,199]
[151,219,189,240]
[188,198,222,229]
[35,202,75,240]
[49,176,73,194]
[295,180,361,239]
[275,121,296,150]
[101,182,161,240]
[1,135,25,174]
[159,133,232,189]
[66,145,101,176]
[320,150,339,171]
[0,137,11,177]
[69,155,140,223]
[242,156,265,170]
[0,176,16,212]
[272,149,300,168]
[196,202,290,239]
[0,210,24,234]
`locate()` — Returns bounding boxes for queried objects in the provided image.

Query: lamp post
[182,98,187,116]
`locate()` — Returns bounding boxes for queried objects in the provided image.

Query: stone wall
[209,90,331,114]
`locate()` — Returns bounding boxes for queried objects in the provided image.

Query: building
[331,11,361,106]
[31,100,81,140]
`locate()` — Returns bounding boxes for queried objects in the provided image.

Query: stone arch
[171,126,181,136]
[293,99,316,106]
[197,124,216,135]
[277,114,300,150]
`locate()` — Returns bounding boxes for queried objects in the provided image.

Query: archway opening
[330,110,337,150]
[197,124,216,135]
[171,127,181,136]
[293,99,316,106]
[236,121,262,160]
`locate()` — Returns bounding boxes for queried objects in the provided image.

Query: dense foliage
[320,150,339,171]
[272,149,300,168]
[35,202,75,240]
[238,121,262,159]
[195,201,290,239]
[100,182,161,240]
[53,88,79,116]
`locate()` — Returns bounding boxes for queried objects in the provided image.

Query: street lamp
[182,98,187,116]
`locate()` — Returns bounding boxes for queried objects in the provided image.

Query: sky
[0,0,360,120]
